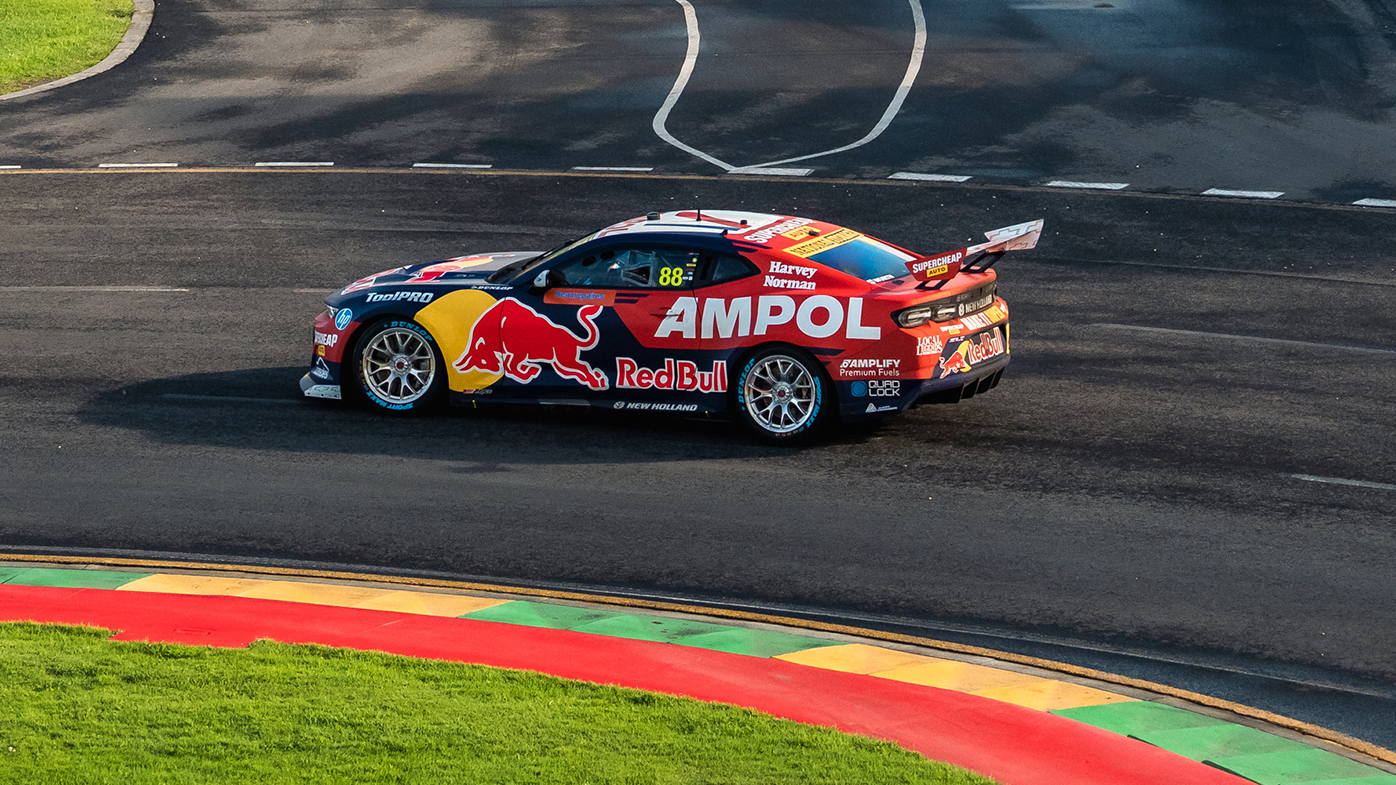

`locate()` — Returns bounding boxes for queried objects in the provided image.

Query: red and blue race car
[301,210,1042,442]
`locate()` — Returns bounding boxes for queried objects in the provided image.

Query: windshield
[806,235,916,281]
[487,235,593,282]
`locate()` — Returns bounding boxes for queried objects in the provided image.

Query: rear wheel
[733,346,833,444]
[351,318,445,413]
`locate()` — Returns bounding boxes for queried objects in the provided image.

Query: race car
[301,210,1042,442]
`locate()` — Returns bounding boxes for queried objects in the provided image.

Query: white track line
[1047,180,1128,190]
[747,0,927,170]
[413,163,492,169]
[254,162,334,167]
[728,167,812,177]
[99,163,177,168]
[889,172,971,182]
[1291,474,1396,492]
[652,0,734,171]
[1202,188,1284,199]
[0,285,187,292]
[653,0,927,172]
[571,166,654,172]
[1092,323,1396,355]
[160,394,299,405]
[0,165,20,170]
[1354,198,1396,208]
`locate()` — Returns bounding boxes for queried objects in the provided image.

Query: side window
[696,253,759,287]
[554,247,698,289]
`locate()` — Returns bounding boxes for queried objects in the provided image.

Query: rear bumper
[838,353,1009,423]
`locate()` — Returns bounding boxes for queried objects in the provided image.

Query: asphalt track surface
[1,0,1396,753]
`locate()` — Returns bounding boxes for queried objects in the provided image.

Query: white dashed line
[571,166,654,172]
[1202,188,1284,199]
[254,162,334,167]
[0,165,19,170]
[889,172,972,183]
[292,288,336,294]
[728,167,813,177]
[1046,180,1129,190]
[161,394,299,405]
[654,0,927,172]
[412,163,492,169]
[1291,474,1396,492]
[1353,198,1396,208]
[98,162,177,168]
[1092,323,1396,355]
[0,285,188,292]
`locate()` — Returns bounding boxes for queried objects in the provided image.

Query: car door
[500,243,700,404]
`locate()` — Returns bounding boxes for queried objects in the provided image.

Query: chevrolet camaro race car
[301,210,1042,442]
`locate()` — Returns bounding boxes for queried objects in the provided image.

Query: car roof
[597,211,844,252]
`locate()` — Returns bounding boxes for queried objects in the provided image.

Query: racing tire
[733,345,834,444]
[349,318,446,414]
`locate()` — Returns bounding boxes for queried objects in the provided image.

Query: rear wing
[905,219,1044,289]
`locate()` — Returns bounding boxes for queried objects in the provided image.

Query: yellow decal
[414,289,504,392]
[781,225,823,241]
[923,263,950,278]
[785,227,860,258]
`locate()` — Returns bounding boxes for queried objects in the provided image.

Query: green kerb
[0,567,151,589]
[461,601,840,656]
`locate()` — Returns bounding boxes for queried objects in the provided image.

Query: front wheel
[350,318,445,413]
[733,346,833,444]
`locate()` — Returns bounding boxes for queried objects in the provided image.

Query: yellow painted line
[116,574,268,595]
[351,591,509,617]
[234,581,395,607]
[874,659,1045,692]
[775,643,943,673]
[970,680,1138,712]
[3,552,1389,768]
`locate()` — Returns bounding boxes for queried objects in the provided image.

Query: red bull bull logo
[939,345,973,376]
[454,298,609,390]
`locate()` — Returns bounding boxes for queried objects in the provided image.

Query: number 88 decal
[658,267,684,287]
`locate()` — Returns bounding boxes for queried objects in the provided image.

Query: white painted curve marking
[653,0,927,172]
[748,0,927,170]
[1354,198,1396,208]
[1092,323,1396,355]
[652,0,735,171]
[1291,474,1396,492]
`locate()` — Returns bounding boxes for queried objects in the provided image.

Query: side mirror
[532,269,564,289]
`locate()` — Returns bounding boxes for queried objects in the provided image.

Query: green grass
[0,623,999,785]
[0,0,135,94]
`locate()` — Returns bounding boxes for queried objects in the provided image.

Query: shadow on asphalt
[76,366,889,464]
